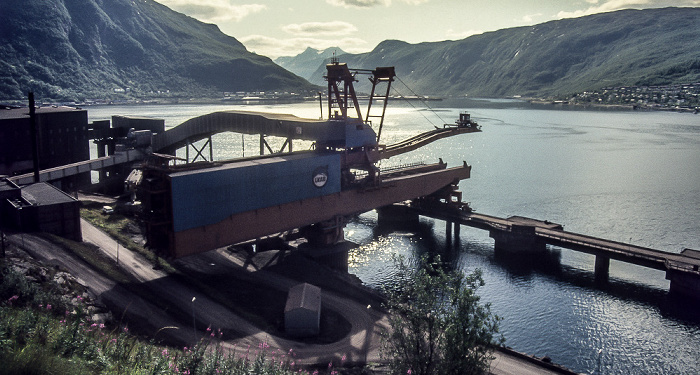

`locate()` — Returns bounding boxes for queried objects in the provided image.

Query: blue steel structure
[170,152,341,233]
[140,61,478,258]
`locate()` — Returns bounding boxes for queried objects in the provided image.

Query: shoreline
[527,99,699,113]
[4,95,697,114]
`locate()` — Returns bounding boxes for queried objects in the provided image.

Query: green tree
[381,255,504,375]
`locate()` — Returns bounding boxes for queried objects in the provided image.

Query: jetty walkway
[385,200,700,299]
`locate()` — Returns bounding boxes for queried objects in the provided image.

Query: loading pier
[385,199,700,300]
[135,61,480,259]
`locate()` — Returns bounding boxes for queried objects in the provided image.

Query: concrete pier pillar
[594,255,610,283]
[95,142,107,183]
[666,270,700,300]
[301,217,350,272]
[490,225,546,254]
[303,241,353,273]
[446,221,453,246]
[454,222,461,244]
[377,204,419,228]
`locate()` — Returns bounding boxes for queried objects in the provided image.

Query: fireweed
[1,265,351,374]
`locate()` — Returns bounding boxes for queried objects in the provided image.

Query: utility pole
[28,92,40,183]
[1,230,5,258]
[191,297,197,343]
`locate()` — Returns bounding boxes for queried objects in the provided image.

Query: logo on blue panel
[312,166,328,188]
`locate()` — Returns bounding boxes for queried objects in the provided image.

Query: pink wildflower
[46,304,52,310]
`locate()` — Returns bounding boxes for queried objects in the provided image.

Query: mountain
[308,7,700,98]
[0,0,316,101]
[275,47,346,81]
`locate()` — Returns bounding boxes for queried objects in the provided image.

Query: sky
[154,0,700,59]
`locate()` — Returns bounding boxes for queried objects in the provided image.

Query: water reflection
[87,102,700,374]
[348,212,700,374]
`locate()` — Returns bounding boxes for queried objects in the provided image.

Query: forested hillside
[0,0,315,101]
[306,7,700,98]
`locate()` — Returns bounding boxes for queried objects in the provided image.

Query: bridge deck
[8,149,146,185]
[404,202,700,275]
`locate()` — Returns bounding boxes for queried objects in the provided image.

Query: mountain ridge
[274,47,346,81]
[303,7,700,98]
[0,0,316,101]
[3,4,699,102]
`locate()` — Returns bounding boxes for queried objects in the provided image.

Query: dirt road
[80,218,386,365]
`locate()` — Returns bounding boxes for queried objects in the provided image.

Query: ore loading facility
[138,59,481,261]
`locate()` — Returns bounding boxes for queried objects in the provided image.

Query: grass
[1,262,358,375]
[79,202,174,273]
[43,233,133,285]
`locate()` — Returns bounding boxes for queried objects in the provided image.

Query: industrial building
[0,178,81,241]
[285,283,322,337]
[138,61,479,259]
[0,106,90,190]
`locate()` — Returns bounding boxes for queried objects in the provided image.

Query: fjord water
[89,100,700,374]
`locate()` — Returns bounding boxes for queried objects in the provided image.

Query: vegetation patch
[80,202,174,273]
[0,258,362,374]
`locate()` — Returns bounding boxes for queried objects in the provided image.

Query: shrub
[380,255,504,375]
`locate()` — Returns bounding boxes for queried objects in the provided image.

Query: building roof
[167,150,321,178]
[285,283,321,313]
[21,183,77,206]
[0,178,20,193]
[0,106,85,121]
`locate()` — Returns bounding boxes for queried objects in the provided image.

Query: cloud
[520,13,543,23]
[326,0,429,8]
[326,0,388,7]
[282,21,358,37]
[155,0,267,23]
[445,29,483,40]
[554,0,700,19]
[240,34,368,59]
